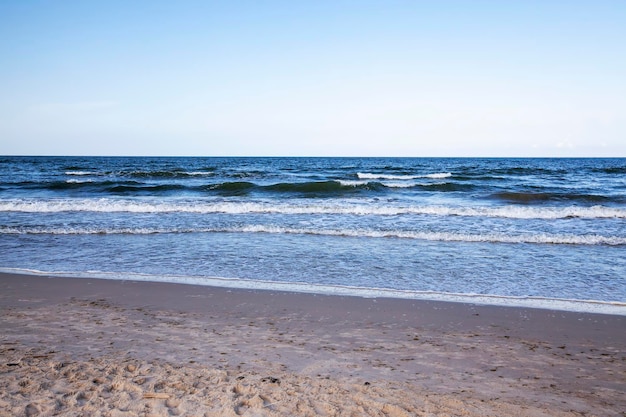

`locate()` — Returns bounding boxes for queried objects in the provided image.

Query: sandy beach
[1,273,624,417]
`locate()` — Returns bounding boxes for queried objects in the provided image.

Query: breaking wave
[1,199,625,219]
[2,224,624,245]
[357,172,452,180]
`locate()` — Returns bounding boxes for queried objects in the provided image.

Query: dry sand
[1,273,624,417]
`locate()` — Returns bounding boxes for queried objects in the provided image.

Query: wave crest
[1,199,624,219]
[2,224,624,245]
[357,172,452,180]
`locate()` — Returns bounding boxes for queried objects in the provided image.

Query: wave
[2,268,624,315]
[3,179,473,195]
[1,199,625,219]
[206,180,386,194]
[488,167,567,176]
[230,226,626,245]
[2,224,624,245]
[15,181,191,193]
[4,179,386,195]
[8,180,145,191]
[264,180,387,194]
[491,191,615,204]
[207,181,256,193]
[66,179,95,184]
[357,172,452,180]
[417,182,473,191]
[106,184,188,193]
[65,171,94,176]
[266,180,345,193]
[121,170,215,178]
[341,180,464,190]
[65,170,215,178]
[2,268,623,315]
[592,166,626,175]
[206,180,384,195]
[63,165,91,171]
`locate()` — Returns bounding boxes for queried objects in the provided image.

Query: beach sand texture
[1,273,624,417]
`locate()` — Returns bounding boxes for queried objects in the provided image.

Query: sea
[1,156,625,314]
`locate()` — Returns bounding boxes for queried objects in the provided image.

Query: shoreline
[2,268,625,316]
[2,272,625,416]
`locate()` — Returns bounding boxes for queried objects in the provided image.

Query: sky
[1,1,625,157]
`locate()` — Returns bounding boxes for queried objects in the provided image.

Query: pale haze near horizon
[1,1,624,157]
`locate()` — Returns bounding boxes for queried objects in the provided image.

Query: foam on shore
[3,267,624,316]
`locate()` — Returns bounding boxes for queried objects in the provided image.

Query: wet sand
[1,272,624,416]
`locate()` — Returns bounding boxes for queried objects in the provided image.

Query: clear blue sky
[1,0,624,156]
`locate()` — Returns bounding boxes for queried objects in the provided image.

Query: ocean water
[1,156,625,313]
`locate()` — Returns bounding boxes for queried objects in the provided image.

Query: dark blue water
[1,156,624,311]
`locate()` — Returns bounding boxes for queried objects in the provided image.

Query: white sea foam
[64,171,94,176]
[65,170,213,177]
[2,267,624,316]
[339,179,429,188]
[337,180,369,187]
[2,224,624,245]
[0,226,171,235]
[183,171,214,176]
[1,198,625,219]
[357,172,452,180]
[380,181,420,188]
[425,172,453,179]
[232,226,626,245]
[66,179,95,184]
